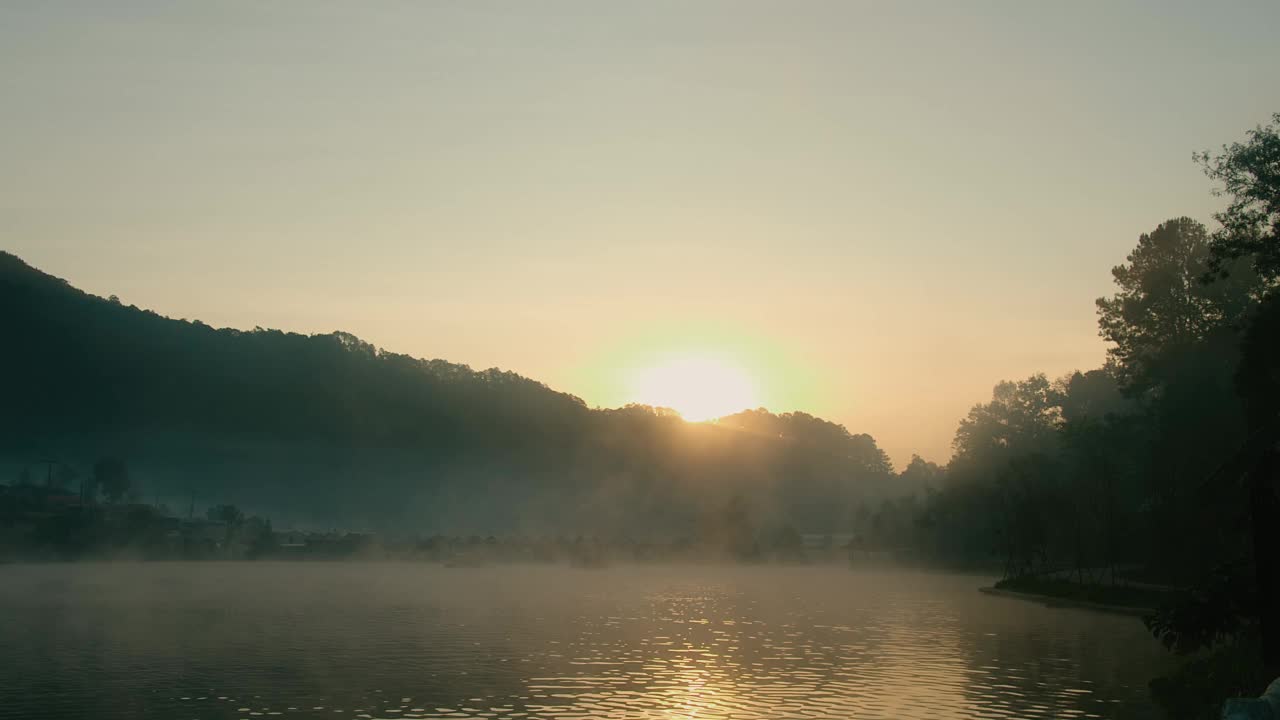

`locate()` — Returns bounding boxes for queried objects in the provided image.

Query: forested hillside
[0,251,899,535]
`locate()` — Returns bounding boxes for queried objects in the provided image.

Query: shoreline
[978,585,1156,617]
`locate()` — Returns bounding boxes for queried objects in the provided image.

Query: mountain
[0,252,899,535]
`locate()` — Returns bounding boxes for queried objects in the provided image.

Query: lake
[0,563,1173,719]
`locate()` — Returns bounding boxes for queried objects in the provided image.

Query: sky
[3,1,1279,467]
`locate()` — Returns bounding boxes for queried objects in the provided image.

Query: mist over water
[0,563,1170,720]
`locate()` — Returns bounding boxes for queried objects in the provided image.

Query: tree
[1055,368,1128,424]
[1096,217,1260,390]
[952,374,1061,463]
[938,375,1066,573]
[93,457,130,504]
[1235,291,1280,669]
[1096,211,1257,574]
[207,504,245,554]
[1238,294,1280,432]
[992,452,1059,579]
[1200,112,1280,281]
[1093,218,1258,581]
[1060,411,1147,582]
[1130,116,1280,696]
[898,454,944,495]
[1054,369,1143,581]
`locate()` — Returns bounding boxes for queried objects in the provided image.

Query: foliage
[1145,560,1258,655]
[1237,291,1280,429]
[898,455,944,495]
[1096,217,1260,390]
[1200,112,1280,281]
[1148,634,1272,720]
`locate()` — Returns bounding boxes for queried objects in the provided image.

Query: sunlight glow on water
[0,564,1170,719]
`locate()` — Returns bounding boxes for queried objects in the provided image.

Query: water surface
[0,563,1172,719]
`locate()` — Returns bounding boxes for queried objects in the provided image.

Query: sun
[627,353,760,421]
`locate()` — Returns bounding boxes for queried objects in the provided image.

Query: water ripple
[0,564,1170,719]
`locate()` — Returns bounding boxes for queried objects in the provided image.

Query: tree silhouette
[1200,112,1280,281]
[1096,217,1260,390]
[207,504,245,555]
[93,458,130,504]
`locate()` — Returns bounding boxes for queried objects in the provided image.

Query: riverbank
[979,575,1172,616]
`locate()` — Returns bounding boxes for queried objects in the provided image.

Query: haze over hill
[1,251,912,534]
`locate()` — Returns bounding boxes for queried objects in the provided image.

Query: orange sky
[4,2,1279,466]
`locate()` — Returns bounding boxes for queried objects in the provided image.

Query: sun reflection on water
[0,564,1169,720]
